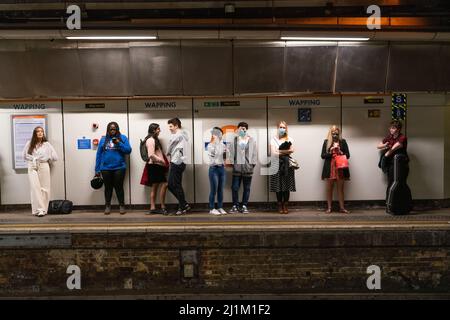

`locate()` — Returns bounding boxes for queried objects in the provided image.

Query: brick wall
[0,229,449,297]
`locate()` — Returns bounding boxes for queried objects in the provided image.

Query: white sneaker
[37,211,46,217]
[209,209,221,215]
[218,208,228,215]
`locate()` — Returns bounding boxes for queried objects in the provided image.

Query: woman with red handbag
[144,123,169,215]
[321,125,350,214]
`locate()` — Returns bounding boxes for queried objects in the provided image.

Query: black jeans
[276,191,290,202]
[101,169,126,206]
[168,163,187,209]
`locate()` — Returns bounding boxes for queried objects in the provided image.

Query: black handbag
[47,200,73,215]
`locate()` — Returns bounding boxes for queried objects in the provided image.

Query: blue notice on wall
[77,138,91,150]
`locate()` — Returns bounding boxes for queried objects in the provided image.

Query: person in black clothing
[321,125,350,214]
[377,120,409,202]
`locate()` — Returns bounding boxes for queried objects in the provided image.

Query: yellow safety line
[0,219,449,229]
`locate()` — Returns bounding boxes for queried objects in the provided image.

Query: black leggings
[276,191,290,202]
[101,169,126,206]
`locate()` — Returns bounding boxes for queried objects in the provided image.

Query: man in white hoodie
[166,117,190,215]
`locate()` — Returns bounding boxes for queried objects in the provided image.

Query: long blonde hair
[277,121,288,140]
[326,125,341,151]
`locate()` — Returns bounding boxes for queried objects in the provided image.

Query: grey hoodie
[229,135,257,176]
[166,130,189,165]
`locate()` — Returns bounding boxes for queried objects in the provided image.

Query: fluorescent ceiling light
[281,36,370,41]
[66,36,157,40]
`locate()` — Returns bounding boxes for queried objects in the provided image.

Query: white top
[22,141,58,166]
[270,136,294,155]
[207,140,225,166]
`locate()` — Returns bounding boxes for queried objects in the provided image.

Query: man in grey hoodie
[166,117,190,215]
[229,122,257,214]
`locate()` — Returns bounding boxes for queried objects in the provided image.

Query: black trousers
[168,163,187,208]
[101,169,126,206]
[276,191,290,202]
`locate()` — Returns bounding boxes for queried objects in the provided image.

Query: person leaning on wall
[377,120,409,203]
[145,123,169,215]
[95,122,132,215]
[228,122,257,214]
[269,121,296,214]
[321,125,350,214]
[207,127,228,216]
[22,126,58,217]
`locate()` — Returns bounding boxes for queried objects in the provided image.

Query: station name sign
[288,99,321,106]
[204,101,241,107]
[145,101,177,109]
[13,103,46,110]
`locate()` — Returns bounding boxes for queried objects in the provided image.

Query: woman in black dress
[321,125,350,214]
[269,121,296,214]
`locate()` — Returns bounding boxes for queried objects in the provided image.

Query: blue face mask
[279,128,286,136]
[238,129,247,137]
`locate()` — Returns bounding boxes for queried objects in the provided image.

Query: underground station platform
[0,206,449,299]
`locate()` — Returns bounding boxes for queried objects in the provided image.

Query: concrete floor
[0,207,449,233]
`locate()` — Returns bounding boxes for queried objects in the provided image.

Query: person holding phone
[95,122,132,215]
[321,125,350,214]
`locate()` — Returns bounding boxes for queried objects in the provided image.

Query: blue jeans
[232,175,252,207]
[209,165,225,209]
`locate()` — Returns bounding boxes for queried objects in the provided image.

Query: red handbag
[335,155,349,169]
[162,154,170,172]
[140,164,151,186]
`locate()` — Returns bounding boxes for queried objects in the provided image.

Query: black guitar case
[386,154,413,215]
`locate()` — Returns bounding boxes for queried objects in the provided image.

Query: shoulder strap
[234,137,237,163]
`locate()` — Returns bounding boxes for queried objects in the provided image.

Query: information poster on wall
[11,114,47,169]
[391,93,407,120]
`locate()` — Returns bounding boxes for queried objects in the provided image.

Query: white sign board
[12,114,47,169]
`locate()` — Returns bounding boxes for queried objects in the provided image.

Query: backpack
[140,135,151,162]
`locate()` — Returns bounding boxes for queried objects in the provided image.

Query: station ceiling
[0,1,449,31]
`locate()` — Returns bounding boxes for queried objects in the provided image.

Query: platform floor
[0,207,449,232]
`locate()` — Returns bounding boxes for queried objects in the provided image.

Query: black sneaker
[182,203,191,214]
[146,209,159,215]
[160,208,168,215]
[175,209,185,216]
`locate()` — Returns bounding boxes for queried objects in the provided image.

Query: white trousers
[28,162,51,215]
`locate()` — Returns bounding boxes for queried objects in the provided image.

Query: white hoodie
[166,130,189,165]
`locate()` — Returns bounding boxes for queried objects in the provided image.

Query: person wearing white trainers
[22,126,58,217]
[207,127,227,215]
[209,208,222,216]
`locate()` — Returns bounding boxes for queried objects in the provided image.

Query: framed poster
[11,114,47,169]
[298,108,312,122]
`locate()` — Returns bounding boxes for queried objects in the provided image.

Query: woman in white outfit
[22,126,58,217]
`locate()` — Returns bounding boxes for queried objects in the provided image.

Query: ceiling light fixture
[66,36,157,40]
[281,36,370,41]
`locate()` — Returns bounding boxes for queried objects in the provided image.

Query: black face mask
[332,134,339,140]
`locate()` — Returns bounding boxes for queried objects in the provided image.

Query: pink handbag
[335,155,349,169]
